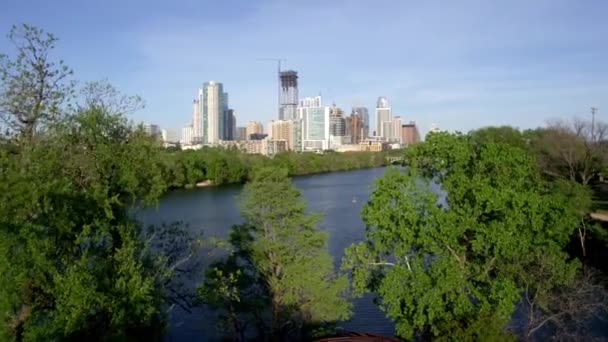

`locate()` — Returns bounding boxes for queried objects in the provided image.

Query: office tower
[224,109,236,140]
[401,121,421,145]
[352,107,369,138]
[236,126,247,141]
[221,92,230,140]
[231,110,236,141]
[246,121,264,140]
[298,95,329,151]
[375,97,392,140]
[181,125,194,145]
[301,107,330,151]
[279,70,298,120]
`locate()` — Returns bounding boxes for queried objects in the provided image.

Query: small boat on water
[352,197,357,203]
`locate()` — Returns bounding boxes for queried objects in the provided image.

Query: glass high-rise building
[189,82,231,144]
[301,106,330,151]
[375,97,392,140]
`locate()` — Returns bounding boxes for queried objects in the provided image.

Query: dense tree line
[2,24,608,341]
[159,148,389,189]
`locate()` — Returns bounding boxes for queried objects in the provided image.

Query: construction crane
[256,58,286,119]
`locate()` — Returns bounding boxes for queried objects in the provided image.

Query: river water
[139,167,396,341]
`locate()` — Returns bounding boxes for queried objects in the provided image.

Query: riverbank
[161,148,400,191]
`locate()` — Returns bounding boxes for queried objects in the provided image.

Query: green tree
[0,105,194,341]
[199,166,351,341]
[530,118,608,185]
[343,132,583,340]
[469,126,528,150]
[0,24,74,144]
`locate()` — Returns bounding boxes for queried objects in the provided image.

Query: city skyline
[2,1,607,135]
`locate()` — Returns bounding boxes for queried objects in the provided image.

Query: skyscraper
[375,97,392,140]
[392,116,402,143]
[201,81,226,144]
[192,96,202,143]
[221,92,230,141]
[231,110,236,141]
[224,109,236,140]
[279,70,298,120]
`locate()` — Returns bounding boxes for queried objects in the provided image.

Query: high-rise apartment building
[375,97,392,140]
[202,81,225,144]
[246,121,263,140]
[190,81,230,144]
[401,121,421,145]
[268,120,294,150]
[392,116,402,143]
[192,96,202,143]
[279,70,298,121]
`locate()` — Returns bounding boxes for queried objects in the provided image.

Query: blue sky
[2,0,607,135]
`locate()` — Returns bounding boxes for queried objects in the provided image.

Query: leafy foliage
[199,166,352,341]
[0,24,74,143]
[342,132,584,340]
[158,149,388,189]
[0,106,193,341]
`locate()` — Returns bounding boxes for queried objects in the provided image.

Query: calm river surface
[139,167,396,341]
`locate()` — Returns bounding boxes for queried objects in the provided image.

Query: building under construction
[279,70,298,120]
